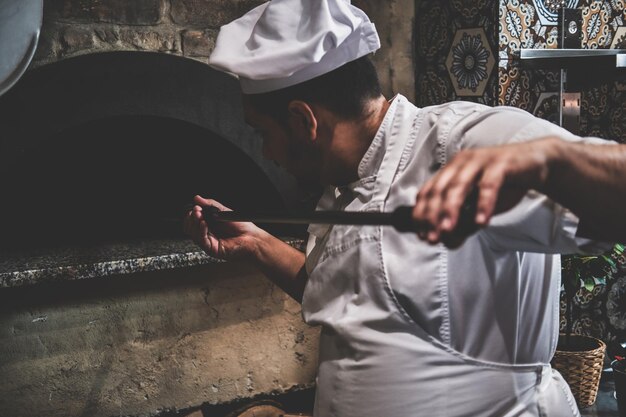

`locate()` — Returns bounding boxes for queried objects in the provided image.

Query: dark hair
[245,55,382,123]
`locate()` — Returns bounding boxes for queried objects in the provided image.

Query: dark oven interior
[0,52,308,249]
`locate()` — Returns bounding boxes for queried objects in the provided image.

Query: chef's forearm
[543,138,626,241]
[249,229,307,303]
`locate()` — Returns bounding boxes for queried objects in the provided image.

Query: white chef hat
[208,0,380,94]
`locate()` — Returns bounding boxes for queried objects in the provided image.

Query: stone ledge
[0,260,318,417]
[0,237,305,289]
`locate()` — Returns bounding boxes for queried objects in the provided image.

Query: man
[183,1,611,415]
[412,137,626,246]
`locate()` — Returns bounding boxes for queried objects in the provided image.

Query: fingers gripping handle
[394,188,479,233]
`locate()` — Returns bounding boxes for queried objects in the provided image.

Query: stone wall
[0,262,319,417]
[413,0,498,107]
[353,0,416,101]
[32,0,415,101]
[32,0,263,68]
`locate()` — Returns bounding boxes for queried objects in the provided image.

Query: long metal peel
[205,206,417,232]
[201,190,478,234]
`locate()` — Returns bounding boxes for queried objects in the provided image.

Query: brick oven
[0,51,306,248]
[0,1,415,416]
[0,2,320,416]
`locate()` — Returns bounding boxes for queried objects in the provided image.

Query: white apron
[302,96,581,417]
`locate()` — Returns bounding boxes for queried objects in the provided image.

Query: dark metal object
[558,8,582,49]
[0,0,43,97]
[516,8,625,135]
[612,358,626,416]
[207,206,417,232]
[203,190,479,234]
[561,92,581,135]
[516,49,626,69]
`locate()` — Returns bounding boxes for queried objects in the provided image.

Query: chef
[183,1,612,415]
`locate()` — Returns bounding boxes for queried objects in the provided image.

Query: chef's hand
[413,139,552,248]
[183,195,264,260]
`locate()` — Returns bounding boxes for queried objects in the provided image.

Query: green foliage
[563,243,624,287]
[561,243,624,345]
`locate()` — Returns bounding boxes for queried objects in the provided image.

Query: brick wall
[31,0,416,101]
[32,0,265,68]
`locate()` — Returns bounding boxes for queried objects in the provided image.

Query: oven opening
[0,52,311,250]
[0,116,301,249]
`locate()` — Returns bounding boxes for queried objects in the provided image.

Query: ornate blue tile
[532,0,581,26]
[582,1,614,48]
[606,275,626,336]
[446,28,495,96]
[501,0,536,52]
[532,91,559,124]
[610,26,626,48]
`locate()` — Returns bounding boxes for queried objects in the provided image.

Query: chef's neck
[322,95,391,187]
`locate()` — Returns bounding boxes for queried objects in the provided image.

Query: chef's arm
[184,196,308,303]
[542,138,626,242]
[413,138,626,245]
[250,229,308,303]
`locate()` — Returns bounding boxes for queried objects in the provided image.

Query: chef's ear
[287,100,317,141]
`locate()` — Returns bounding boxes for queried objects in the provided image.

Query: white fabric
[303,95,612,417]
[208,0,380,94]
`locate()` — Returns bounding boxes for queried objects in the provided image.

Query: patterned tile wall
[415,0,626,346]
[498,0,626,143]
[414,0,499,107]
[416,0,626,134]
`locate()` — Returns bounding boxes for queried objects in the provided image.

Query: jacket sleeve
[447,105,614,254]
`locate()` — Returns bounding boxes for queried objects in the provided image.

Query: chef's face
[242,96,323,190]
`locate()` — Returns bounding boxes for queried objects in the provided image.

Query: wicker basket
[551,334,606,409]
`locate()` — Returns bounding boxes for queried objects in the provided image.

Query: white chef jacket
[302,95,610,417]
